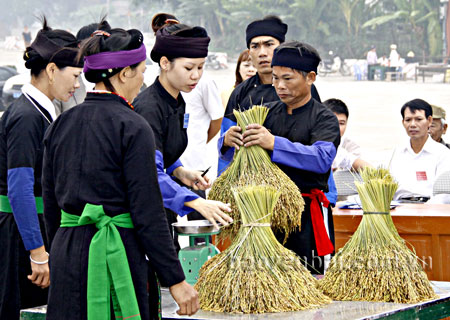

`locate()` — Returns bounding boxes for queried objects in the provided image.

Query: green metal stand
[20,305,46,320]
[177,231,220,285]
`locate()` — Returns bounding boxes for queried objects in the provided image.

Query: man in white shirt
[180,74,224,181]
[389,99,450,202]
[323,98,370,171]
[323,98,370,206]
[367,45,378,80]
[429,104,450,149]
[389,44,400,67]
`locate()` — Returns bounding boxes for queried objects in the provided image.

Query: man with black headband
[218,15,321,174]
[389,99,450,203]
[221,41,340,274]
[0,20,82,319]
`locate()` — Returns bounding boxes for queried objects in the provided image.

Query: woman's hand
[173,167,210,190]
[242,124,275,150]
[223,126,243,150]
[186,198,233,229]
[28,246,50,288]
[169,280,199,316]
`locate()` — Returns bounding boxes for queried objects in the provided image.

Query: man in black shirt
[220,41,340,274]
[218,16,320,173]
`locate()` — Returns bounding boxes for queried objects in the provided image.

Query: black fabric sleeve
[224,85,240,123]
[122,119,185,287]
[42,125,62,247]
[6,111,40,169]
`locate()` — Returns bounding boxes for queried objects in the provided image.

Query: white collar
[88,90,110,94]
[21,83,57,122]
[403,135,436,155]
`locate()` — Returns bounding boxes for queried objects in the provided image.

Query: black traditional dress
[134,78,200,243]
[0,84,53,319]
[219,98,340,274]
[43,92,185,320]
[218,74,321,173]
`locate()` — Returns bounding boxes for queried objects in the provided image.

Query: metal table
[161,281,450,320]
[20,282,450,320]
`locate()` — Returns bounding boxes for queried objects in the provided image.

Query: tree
[362,0,442,59]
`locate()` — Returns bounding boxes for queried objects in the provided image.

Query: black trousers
[275,199,335,275]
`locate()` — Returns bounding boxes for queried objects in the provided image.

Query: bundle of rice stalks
[196,185,330,313]
[319,167,437,303]
[209,105,304,242]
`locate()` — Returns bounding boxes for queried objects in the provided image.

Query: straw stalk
[197,185,330,313]
[208,105,304,242]
[319,168,437,303]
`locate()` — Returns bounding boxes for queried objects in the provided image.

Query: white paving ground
[2,48,449,166]
[210,64,450,167]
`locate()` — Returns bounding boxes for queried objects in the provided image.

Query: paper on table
[337,195,401,210]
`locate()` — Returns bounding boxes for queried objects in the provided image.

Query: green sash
[60,204,141,320]
[0,195,44,214]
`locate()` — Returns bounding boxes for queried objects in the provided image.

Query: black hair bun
[191,26,208,38]
[99,19,112,32]
[171,25,208,39]
[23,47,46,70]
[127,29,143,50]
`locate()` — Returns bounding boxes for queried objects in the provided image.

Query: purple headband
[83,44,146,73]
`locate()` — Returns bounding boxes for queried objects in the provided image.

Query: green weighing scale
[172,220,220,285]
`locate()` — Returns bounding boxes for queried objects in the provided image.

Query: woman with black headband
[134,23,232,232]
[0,19,82,319]
[43,21,198,319]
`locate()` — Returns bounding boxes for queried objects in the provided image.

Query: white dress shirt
[367,51,378,65]
[180,75,224,177]
[389,136,450,200]
[332,136,362,170]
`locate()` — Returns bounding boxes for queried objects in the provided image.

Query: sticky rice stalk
[208,105,304,242]
[319,167,437,303]
[196,185,330,313]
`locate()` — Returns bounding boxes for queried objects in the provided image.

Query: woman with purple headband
[133,23,233,243]
[42,20,199,319]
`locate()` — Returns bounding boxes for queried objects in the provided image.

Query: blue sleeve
[8,167,44,250]
[271,136,336,174]
[217,117,236,175]
[167,159,183,176]
[155,150,198,216]
[324,171,337,206]
[220,116,235,137]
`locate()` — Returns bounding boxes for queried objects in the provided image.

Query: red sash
[302,189,334,256]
